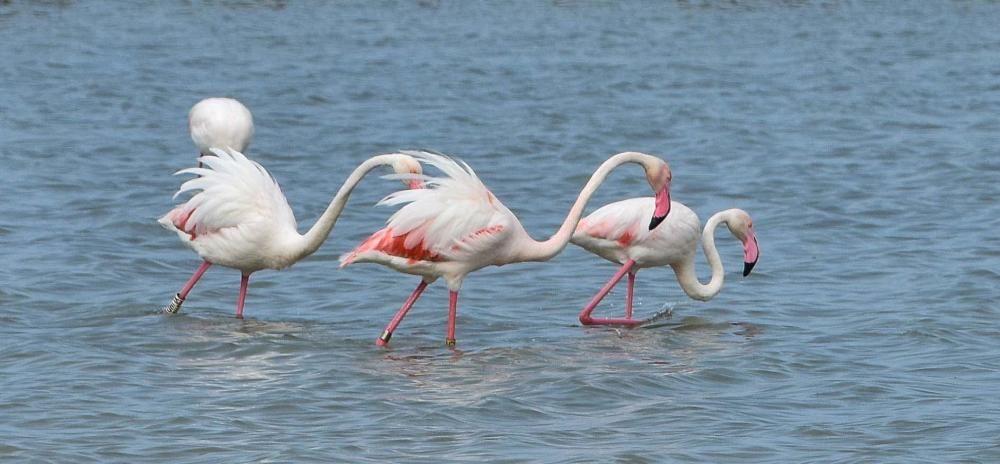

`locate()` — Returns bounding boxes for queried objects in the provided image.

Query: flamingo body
[161,149,299,272]
[574,198,700,268]
[342,155,528,289]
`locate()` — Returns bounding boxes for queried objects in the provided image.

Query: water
[2,1,999,462]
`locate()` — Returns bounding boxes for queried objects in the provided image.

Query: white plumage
[573,198,699,267]
[160,148,298,271]
[188,97,255,156]
[342,150,521,281]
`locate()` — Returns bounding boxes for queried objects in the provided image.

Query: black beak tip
[648,215,666,230]
[743,260,757,277]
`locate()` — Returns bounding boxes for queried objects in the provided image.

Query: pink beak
[649,186,671,230]
[408,179,425,189]
[743,227,759,277]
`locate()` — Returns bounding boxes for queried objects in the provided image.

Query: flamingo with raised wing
[160,148,423,318]
[340,150,672,347]
[572,198,759,326]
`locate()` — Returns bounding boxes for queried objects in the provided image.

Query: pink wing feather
[574,197,653,246]
[341,151,514,267]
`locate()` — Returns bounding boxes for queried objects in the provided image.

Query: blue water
[2,1,1000,462]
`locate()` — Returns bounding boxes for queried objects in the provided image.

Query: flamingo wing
[574,197,655,248]
[573,197,701,267]
[159,148,295,241]
[341,150,514,267]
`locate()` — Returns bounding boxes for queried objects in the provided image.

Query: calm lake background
[2,1,999,462]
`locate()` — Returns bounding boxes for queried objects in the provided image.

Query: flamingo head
[645,159,672,230]
[189,97,255,157]
[728,210,759,277]
[391,155,425,189]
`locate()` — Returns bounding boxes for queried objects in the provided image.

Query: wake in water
[601,302,678,337]
[638,304,675,327]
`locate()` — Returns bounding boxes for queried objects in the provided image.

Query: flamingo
[340,150,673,347]
[160,97,255,315]
[188,97,254,159]
[571,198,760,326]
[160,147,424,318]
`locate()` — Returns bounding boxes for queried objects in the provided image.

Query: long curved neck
[674,210,734,301]
[516,152,657,262]
[295,154,407,259]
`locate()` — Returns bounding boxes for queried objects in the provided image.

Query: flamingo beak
[649,186,671,230]
[408,179,425,189]
[742,227,759,277]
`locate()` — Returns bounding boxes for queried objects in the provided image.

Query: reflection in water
[589,313,762,376]
[364,311,764,411]
[176,350,277,383]
[163,314,312,384]
[373,346,520,407]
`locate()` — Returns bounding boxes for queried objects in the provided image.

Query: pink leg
[164,261,211,314]
[446,290,458,347]
[579,259,642,327]
[377,280,429,347]
[235,273,249,319]
[625,270,636,320]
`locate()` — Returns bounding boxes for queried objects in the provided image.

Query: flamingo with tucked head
[340,150,672,347]
[160,148,423,318]
[162,97,255,315]
[572,198,760,326]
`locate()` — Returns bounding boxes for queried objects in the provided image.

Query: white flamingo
[572,198,760,326]
[161,97,253,315]
[160,148,423,318]
[340,150,673,347]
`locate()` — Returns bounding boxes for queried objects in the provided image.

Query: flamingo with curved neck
[340,150,672,346]
[160,148,423,317]
[572,199,760,326]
